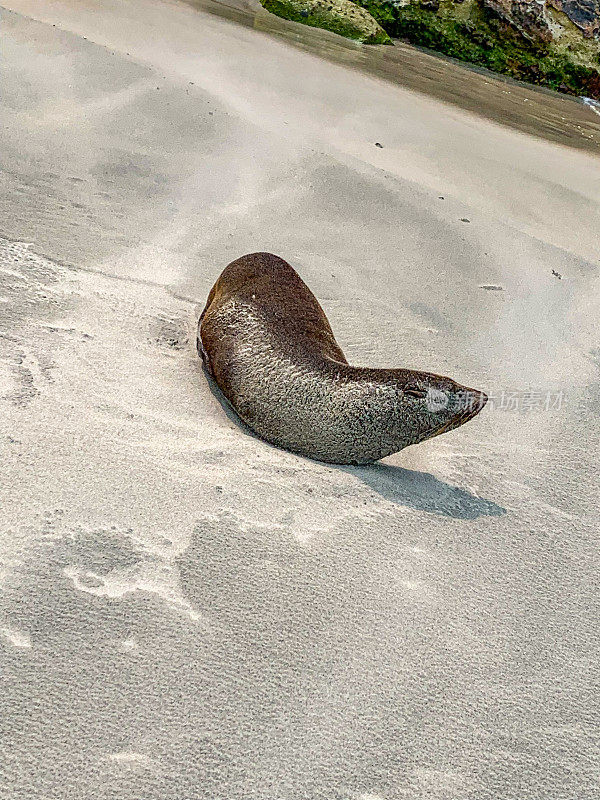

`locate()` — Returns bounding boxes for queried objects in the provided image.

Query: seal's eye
[404,386,427,399]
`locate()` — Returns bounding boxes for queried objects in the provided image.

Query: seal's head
[386,370,488,451]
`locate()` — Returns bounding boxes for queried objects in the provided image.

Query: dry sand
[1,1,599,798]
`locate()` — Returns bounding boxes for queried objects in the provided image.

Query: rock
[482,0,554,43]
[482,0,599,41]
[259,0,393,43]
[549,0,600,37]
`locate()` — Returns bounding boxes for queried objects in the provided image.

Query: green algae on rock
[355,0,600,98]
[260,0,393,43]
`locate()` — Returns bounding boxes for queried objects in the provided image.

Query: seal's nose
[466,388,488,418]
[450,386,487,419]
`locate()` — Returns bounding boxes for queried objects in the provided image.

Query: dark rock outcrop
[482,0,554,43]
[549,0,600,37]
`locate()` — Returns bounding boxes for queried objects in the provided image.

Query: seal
[198,253,487,465]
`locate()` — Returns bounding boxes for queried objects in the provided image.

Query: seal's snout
[449,386,487,423]
[436,386,487,438]
[424,384,487,418]
[472,389,488,419]
[464,388,488,417]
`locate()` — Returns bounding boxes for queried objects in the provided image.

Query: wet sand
[1,1,599,799]
[187,0,600,154]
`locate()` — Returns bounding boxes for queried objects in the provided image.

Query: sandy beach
[1,1,599,798]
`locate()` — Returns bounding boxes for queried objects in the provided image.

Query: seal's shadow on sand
[342,464,505,519]
[201,364,505,520]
